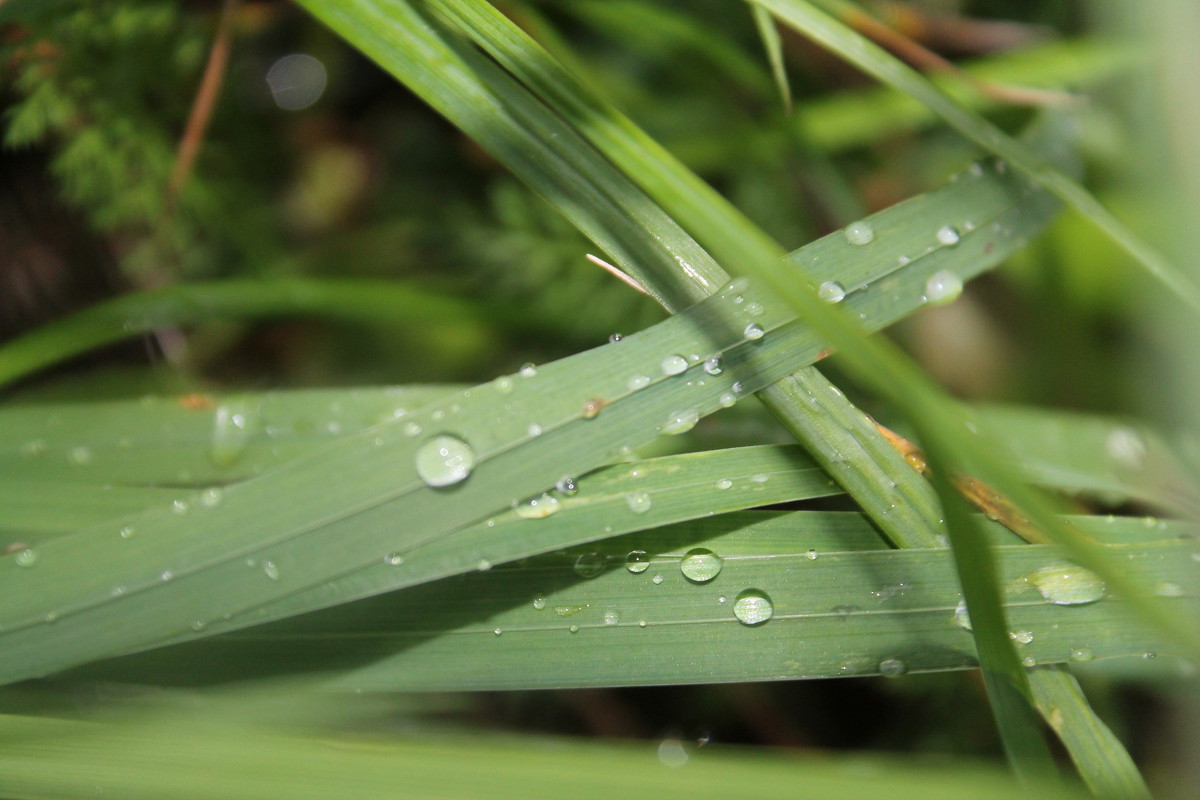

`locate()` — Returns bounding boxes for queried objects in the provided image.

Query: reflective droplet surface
[818,280,846,303]
[532,597,547,610]
[661,408,700,436]
[743,323,764,340]
[493,376,514,395]
[555,475,579,495]
[953,599,972,631]
[1026,564,1106,605]
[603,608,621,626]
[384,552,404,566]
[1010,630,1035,645]
[715,478,733,490]
[574,552,607,578]
[625,491,653,514]
[1106,427,1146,470]
[935,225,961,246]
[733,589,773,625]
[661,355,689,376]
[843,220,876,246]
[514,493,561,519]
[879,657,907,677]
[13,548,38,568]
[924,269,963,306]
[69,445,93,466]
[703,356,722,376]
[415,434,475,488]
[263,561,280,581]
[626,550,651,573]
[199,487,223,508]
[680,548,723,583]
[627,374,652,391]
[608,333,623,343]
[652,573,664,585]
[1069,647,1095,663]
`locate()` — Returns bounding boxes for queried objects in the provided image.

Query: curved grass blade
[751,4,791,113]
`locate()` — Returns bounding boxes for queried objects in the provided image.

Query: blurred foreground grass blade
[0,692,1088,800]
[83,512,1196,690]
[752,0,1200,313]
[0,279,511,390]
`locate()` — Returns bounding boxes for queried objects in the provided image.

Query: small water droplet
[514,492,561,519]
[703,356,722,376]
[1021,656,1037,667]
[415,434,475,488]
[13,548,38,568]
[210,399,256,467]
[750,473,769,484]
[191,619,207,632]
[627,374,652,392]
[384,552,404,566]
[262,561,280,581]
[743,323,764,340]
[1105,427,1146,470]
[555,476,578,495]
[533,597,547,610]
[818,280,846,303]
[402,421,422,437]
[843,220,875,246]
[661,408,700,436]
[608,333,623,343]
[1069,647,1095,662]
[935,225,960,246]
[733,589,773,625]
[680,548,723,583]
[805,549,818,561]
[651,573,664,585]
[519,363,538,378]
[626,491,653,514]
[953,599,972,630]
[661,355,689,376]
[657,738,689,768]
[568,624,580,634]
[718,392,737,408]
[477,559,493,572]
[603,609,621,626]
[574,552,607,578]
[20,439,48,457]
[1026,564,1106,605]
[745,301,764,317]
[119,525,135,540]
[493,628,503,636]
[171,499,190,515]
[924,269,963,305]
[199,488,223,508]
[878,657,907,677]
[493,376,514,395]
[715,478,733,490]
[582,398,606,419]
[1155,581,1185,598]
[1010,630,1035,645]
[625,551,651,574]
[68,446,93,466]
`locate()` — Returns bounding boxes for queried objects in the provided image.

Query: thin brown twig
[168,0,239,208]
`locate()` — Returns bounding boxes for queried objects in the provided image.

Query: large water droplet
[661,408,700,436]
[680,548,723,583]
[703,356,722,376]
[878,657,907,677]
[935,225,961,246]
[1026,564,1106,605]
[743,323,764,340]
[818,281,846,303]
[661,355,689,376]
[843,220,876,246]
[733,589,773,625]
[415,434,475,488]
[924,270,963,305]
[626,491,653,514]
[574,552,607,578]
[514,493,561,519]
[626,550,651,574]
[1010,630,1035,645]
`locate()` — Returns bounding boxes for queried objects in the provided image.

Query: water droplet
[119,525,135,540]
[1155,581,1185,598]
[402,421,422,438]
[1069,647,1095,663]
[1106,427,1146,470]
[555,476,578,495]
[924,269,963,305]
[20,439,47,457]
[680,548,723,583]
[657,738,689,768]
[715,478,733,490]
[1021,656,1037,667]
[728,277,751,293]
[843,220,875,246]
[878,657,907,677]
[568,624,580,634]
[603,609,621,626]
[493,376,514,395]
[263,561,280,581]
[13,548,38,567]
[210,399,256,467]
[935,225,960,246]
[171,499,190,515]
[574,552,607,578]
[608,333,623,343]
[68,446,93,466]
[191,619,207,632]
[625,551,651,574]
[743,323,764,340]
[493,628,503,636]
[953,599,972,630]
[519,363,538,378]
[199,487,223,508]
[415,434,475,488]
[477,559,493,572]
[818,280,846,303]
[805,549,818,561]
[1026,564,1106,605]
[703,356,722,376]
[626,491,653,514]
[750,473,769,484]
[661,355,689,376]
[1010,630,1035,645]
[384,552,404,566]
[514,493,561,519]
[661,408,700,436]
[651,573,664,585]
[733,589,773,625]
[582,398,606,419]
[532,597,547,610]
[745,301,764,317]
[718,392,737,408]
[627,374,652,392]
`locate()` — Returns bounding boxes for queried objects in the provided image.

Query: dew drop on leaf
[843,220,875,246]
[680,548,723,583]
[733,589,773,625]
[414,434,475,488]
[1025,564,1106,605]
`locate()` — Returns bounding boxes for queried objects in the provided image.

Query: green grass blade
[750,5,791,113]
[752,0,1200,313]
